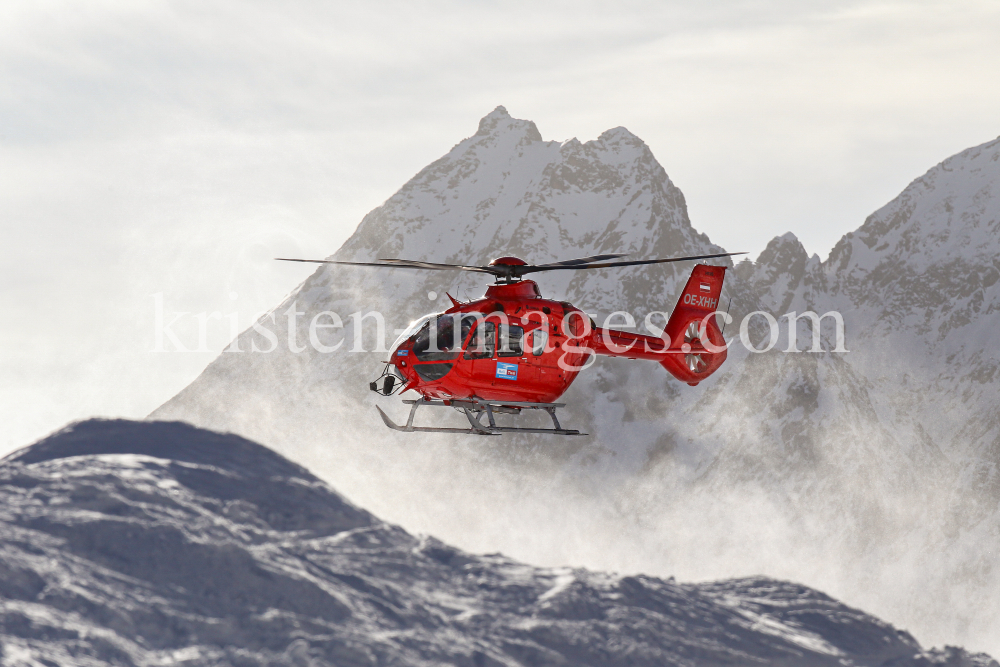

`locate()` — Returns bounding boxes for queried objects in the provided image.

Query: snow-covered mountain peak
[735,231,828,313]
[329,108,714,309]
[758,232,809,267]
[474,103,509,130]
[597,125,645,147]
[827,135,1000,287]
[473,103,543,143]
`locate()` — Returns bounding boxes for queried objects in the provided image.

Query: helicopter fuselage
[387,264,728,404]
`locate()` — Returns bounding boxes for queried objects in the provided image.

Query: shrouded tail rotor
[683,321,708,374]
[659,265,729,386]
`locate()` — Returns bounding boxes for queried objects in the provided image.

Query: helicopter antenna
[721,296,733,337]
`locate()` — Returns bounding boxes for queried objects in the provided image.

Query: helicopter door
[495,322,536,389]
[526,325,558,391]
[527,324,563,393]
[462,320,496,392]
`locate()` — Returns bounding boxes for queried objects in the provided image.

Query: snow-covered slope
[1,418,995,667]
[723,136,1000,650]
[826,137,1000,485]
[151,110,1000,655]
[742,136,1000,464]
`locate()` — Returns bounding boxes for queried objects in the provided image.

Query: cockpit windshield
[412,313,474,361]
[390,313,438,354]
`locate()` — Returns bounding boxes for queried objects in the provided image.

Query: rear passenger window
[531,329,547,356]
[498,324,524,357]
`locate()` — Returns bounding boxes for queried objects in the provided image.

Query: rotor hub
[487,256,527,283]
[487,256,527,267]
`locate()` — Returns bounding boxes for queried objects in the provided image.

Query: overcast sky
[2,0,999,451]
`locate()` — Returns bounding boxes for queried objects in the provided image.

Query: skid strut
[376,397,586,436]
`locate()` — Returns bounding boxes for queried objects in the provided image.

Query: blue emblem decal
[496,362,518,380]
[397,350,408,356]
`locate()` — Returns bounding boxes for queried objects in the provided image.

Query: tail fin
[661,264,728,385]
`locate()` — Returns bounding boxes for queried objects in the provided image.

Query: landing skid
[376,397,586,436]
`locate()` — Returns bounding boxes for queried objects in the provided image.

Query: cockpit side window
[463,321,495,360]
[459,315,474,350]
[498,324,524,357]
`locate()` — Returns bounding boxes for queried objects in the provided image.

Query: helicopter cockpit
[371,313,476,395]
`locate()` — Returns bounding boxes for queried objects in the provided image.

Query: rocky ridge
[1,418,995,667]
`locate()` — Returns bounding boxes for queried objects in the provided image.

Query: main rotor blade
[375,258,495,272]
[533,253,630,267]
[518,251,747,274]
[277,251,747,277]
[275,258,493,273]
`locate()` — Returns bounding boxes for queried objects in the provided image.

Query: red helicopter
[278,252,743,435]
